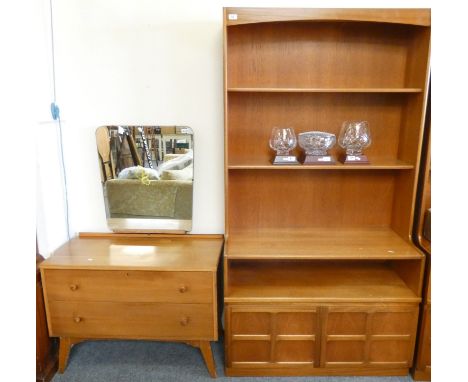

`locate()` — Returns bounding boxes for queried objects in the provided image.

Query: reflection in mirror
[95,126,193,233]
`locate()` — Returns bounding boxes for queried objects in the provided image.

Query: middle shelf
[226,228,424,260]
[228,158,414,170]
[227,87,423,93]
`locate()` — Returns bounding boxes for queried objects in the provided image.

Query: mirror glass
[95,126,193,233]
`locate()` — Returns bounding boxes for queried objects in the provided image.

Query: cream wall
[53,0,229,239]
[37,0,429,254]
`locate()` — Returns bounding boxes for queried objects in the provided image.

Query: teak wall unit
[223,8,431,377]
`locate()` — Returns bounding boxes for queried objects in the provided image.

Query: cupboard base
[225,366,409,377]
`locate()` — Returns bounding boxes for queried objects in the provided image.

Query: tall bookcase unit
[223,8,431,377]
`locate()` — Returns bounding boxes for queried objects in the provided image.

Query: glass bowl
[298,131,336,156]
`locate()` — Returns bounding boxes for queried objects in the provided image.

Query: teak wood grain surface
[223,7,430,377]
[40,234,223,378]
[226,228,424,259]
[42,235,221,271]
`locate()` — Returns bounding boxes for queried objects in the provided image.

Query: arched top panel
[224,8,431,27]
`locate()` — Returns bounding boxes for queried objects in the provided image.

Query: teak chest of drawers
[40,233,223,378]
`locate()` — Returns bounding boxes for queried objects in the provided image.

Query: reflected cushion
[160,166,193,181]
[159,150,193,171]
[118,166,160,180]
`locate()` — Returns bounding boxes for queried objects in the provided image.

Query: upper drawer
[42,269,213,303]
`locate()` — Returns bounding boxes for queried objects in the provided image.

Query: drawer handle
[73,316,82,323]
[179,285,188,293]
[69,284,79,291]
[180,316,190,326]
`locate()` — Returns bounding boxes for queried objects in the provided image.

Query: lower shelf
[225,261,421,303]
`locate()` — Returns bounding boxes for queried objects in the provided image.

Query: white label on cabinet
[228,13,238,20]
[348,155,360,161]
[318,157,331,162]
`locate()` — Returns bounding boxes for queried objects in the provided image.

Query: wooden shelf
[226,261,420,303]
[226,228,424,260]
[228,87,422,93]
[228,159,414,170]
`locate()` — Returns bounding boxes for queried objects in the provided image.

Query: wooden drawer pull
[179,285,188,293]
[73,316,82,323]
[69,284,79,291]
[180,316,190,326]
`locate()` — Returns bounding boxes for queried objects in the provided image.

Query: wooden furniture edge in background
[411,86,431,381]
[36,253,58,382]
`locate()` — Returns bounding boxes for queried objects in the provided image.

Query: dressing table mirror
[42,123,222,377]
[95,126,194,233]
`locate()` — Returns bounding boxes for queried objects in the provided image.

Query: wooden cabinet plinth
[40,234,223,378]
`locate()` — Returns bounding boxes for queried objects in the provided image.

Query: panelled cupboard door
[228,306,320,367]
[227,304,419,370]
[321,305,419,368]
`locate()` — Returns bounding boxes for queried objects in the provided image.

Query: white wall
[38,0,432,253]
[53,0,228,237]
[35,0,70,256]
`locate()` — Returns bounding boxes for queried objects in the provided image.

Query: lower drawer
[48,301,214,340]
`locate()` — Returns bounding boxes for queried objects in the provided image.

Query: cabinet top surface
[224,8,430,27]
[40,235,224,271]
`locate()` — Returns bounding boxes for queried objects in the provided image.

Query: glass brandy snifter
[338,121,371,164]
[269,127,299,165]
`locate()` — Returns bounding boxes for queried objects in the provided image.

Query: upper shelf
[226,227,424,260]
[227,87,423,94]
[228,158,414,170]
[224,8,431,27]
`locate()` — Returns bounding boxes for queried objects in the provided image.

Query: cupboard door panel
[326,340,366,364]
[231,340,271,363]
[276,311,317,335]
[372,311,414,334]
[275,340,315,363]
[327,311,367,335]
[369,340,411,364]
[231,311,270,335]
